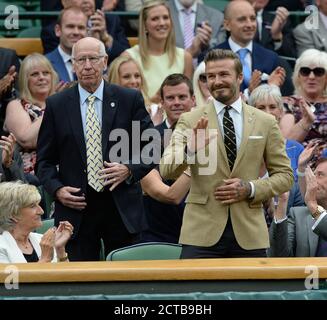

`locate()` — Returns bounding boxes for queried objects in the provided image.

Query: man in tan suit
[160,49,293,258]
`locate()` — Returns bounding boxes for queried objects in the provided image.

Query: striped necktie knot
[223,105,237,170]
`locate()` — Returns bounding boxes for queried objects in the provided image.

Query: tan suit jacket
[160,101,294,250]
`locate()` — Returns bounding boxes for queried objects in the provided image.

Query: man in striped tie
[167,0,225,60]
[160,49,293,258]
[37,37,157,261]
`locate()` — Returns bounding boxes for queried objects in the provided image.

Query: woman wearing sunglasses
[281,49,327,156]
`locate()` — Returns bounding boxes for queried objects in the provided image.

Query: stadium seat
[106,242,182,261]
[0,2,33,37]
[203,0,229,12]
[17,26,41,38]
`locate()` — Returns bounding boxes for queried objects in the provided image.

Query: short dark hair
[316,157,327,169]
[204,49,243,76]
[57,6,87,27]
[160,73,193,99]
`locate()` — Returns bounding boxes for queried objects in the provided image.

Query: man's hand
[101,0,118,11]
[89,9,113,47]
[99,161,130,191]
[214,178,251,204]
[56,186,86,210]
[0,65,16,98]
[304,166,318,213]
[0,133,16,168]
[268,66,286,87]
[298,141,318,172]
[248,70,262,93]
[187,22,212,57]
[54,80,71,93]
[187,116,217,154]
[273,192,289,221]
[271,6,289,40]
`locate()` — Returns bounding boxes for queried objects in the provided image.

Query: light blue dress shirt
[78,79,104,139]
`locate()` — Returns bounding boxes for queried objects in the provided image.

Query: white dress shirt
[213,96,243,151]
[58,45,74,81]
[78,79,104,139]
[213,96,255,196]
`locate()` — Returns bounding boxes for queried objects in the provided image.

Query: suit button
[83,169,86,173]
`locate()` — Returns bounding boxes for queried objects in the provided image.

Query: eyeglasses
[199,74,207,83]
[299,67,326,77]
[73,56,104,66]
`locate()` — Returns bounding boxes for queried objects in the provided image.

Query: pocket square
[249,135,263,139]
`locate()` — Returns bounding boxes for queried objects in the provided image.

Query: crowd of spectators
[0,0,326,263]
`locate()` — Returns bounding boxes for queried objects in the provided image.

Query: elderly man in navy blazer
[37,37,156,261]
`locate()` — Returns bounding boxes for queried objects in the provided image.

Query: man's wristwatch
[311,205,326,220]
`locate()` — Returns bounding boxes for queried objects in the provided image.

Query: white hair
[293,49,327,96]
[248,84,283,109]
[72,37,107,58]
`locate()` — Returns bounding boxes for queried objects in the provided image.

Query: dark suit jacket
[255,10,296,58]
[287,182,304,215]
[269,206,327,257]
[46,48,71,83]
[0,48,20,135]
[214,40,294,95]
[142,121,185,243]
[36,82,157,235]
[265,0,305,11]
[41,15,130,62]
[0,148,25,182]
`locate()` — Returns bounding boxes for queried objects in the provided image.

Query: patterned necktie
[182,8,194,49]
[223,106,237,171]
[237,48,251,87]
[86,95,103,192]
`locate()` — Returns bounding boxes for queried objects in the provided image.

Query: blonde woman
[0,181,73,263]
[4,53,62,176]
[108,55,163,125]
[122,0,193,100]
[108,56,151,106]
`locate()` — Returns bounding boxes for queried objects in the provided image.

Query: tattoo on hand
[239,180,251,198]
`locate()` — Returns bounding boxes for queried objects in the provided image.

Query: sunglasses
[299,67,326,77]
[199,74,207,83]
